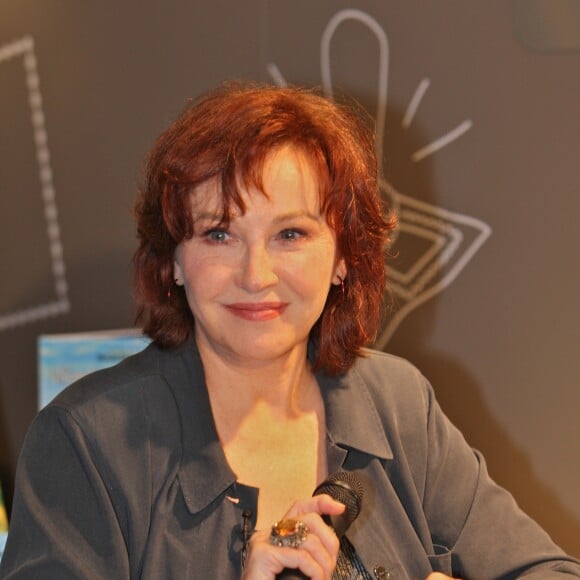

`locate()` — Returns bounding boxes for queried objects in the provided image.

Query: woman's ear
[173,255,184,286]
[332,259,347,285]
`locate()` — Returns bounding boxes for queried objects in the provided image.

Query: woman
[1,83,578,579]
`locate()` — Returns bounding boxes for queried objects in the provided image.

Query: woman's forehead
[189,145,327,218]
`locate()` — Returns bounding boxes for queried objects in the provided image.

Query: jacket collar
[164,338,393,515]
[317,366,393,462]
[163,338,237,515]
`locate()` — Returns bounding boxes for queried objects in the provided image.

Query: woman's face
[173,145,346,368]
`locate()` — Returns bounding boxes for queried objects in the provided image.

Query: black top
[1,338,579,578]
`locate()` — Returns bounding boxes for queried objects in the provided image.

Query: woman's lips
[224,302,288,321]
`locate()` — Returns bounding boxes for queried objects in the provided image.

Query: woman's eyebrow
[195,212,219,220]
[272,211,322,224]
[193,211,228,224]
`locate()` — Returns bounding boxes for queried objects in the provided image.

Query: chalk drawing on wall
[267,9,492,348]
[0,36,69,332]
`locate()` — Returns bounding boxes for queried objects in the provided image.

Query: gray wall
[1,0,579,556]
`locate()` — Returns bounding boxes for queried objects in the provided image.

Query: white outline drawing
[0,35,69,331]
[267,9,492,347]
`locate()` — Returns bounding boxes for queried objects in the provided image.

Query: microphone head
[313,471,363,535]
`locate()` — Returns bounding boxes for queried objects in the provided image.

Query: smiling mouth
[224,302,288,321]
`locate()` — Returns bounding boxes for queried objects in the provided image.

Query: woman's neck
[197,338,315,417]
[194,338,328,529]
[198,345,327,529]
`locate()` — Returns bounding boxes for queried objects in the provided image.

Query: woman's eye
[279,229,305,241]
[203,229,230,243]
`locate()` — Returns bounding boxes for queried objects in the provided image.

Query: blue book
[38,330,151,409]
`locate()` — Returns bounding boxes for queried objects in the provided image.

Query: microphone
[276,471,364,580]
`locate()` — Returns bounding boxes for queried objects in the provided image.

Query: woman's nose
[239,244,278,292]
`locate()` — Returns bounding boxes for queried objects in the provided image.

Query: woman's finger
[297,523,336,575]
[243,528,326,580]
[284,494,346,520]
[296,512,340,567]
[282,495,344,561]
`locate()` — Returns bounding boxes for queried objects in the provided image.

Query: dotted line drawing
[0,35,69,332]
[267,9,492,347]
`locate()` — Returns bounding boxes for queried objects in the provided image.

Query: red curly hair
[134,82,396,375]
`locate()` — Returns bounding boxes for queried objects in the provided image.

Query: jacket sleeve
[421,381,580,579]
[0,405,131,579]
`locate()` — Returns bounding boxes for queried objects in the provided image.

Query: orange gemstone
[275,519,297,537]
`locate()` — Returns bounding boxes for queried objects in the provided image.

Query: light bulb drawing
[267,9,492,348]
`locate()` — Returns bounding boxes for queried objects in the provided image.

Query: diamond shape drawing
[377,179,491,348]
[0,36,69,331]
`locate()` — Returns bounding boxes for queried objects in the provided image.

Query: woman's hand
[426,574,457,579]
[242,494,345,580]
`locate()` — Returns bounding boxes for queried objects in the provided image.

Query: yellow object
[0,486,8,532]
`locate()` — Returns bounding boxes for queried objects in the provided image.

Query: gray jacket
[1,339,578,579]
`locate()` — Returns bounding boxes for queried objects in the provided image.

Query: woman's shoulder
[48,341,169,411]
[31,341,187,469]
[40,341,192,448]
[352,348,430,396]
[15,342,188,534]
[355,348,425,379]
[347,348,434,424]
